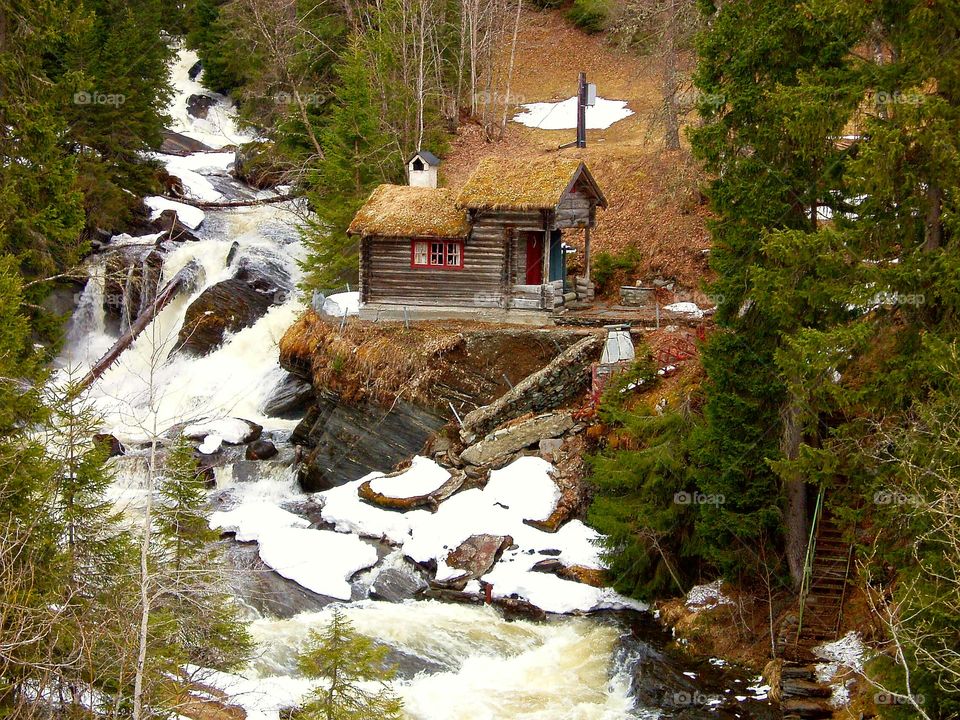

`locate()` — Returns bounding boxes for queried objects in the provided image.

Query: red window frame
[411,239,464,270]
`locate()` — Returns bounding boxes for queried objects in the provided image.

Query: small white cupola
[407,150,440,188]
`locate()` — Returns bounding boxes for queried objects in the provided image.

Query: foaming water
[245,601,646,720]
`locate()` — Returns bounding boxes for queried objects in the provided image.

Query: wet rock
[159,129,214,156]
[187,60,203,81]
[233,141,285,190]
[292,390,445,491]
[437,534,513,590]
[186,93,217,120]
[152,208,201,242]
[491,596,546,621]
[459,411,575,467]
[460,334,602,444]
[93,433,125,458]
[174,279,276,355]
[369,566,428,603]
[261,372,314,417]
[246,439,278,460]
[531,559,606,587]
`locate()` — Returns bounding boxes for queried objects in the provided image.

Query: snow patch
[663,301,704,318]
[321,291,360,317]
[513,96,634,130]
[184,417,256,444]
[685,579,733,610]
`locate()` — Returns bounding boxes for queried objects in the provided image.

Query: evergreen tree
[297,607,404,720]
[0,0,86,290]
[52,0,174,232]
[587,358,704,599]
[688,0,861,584]
[153,436,252,671]
[300,36,401,290]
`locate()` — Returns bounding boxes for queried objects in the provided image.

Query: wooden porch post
[583,226,591,282]
[542,230,551,284]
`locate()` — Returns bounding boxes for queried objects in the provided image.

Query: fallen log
[78,260,206,390]
[160,193,295,209]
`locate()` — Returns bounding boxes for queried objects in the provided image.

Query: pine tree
[298,608,404,720]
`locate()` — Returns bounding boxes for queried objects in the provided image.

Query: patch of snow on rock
[368,456,450,499]
[663,301,704,318]
[321,291,360,317]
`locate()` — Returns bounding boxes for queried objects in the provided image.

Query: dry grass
[280,310,470,404]
[455,156,602,210]
[347,184,469,238]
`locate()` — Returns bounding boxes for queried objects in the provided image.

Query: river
[57,48,777,720]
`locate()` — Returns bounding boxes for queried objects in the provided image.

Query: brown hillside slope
[441,8,711,291]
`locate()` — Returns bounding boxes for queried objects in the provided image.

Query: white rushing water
[54,48,736,720]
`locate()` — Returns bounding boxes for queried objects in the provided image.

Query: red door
[525,233,543,284]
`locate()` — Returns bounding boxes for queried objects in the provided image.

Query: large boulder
[261,372,314,417]
[174,278,276,355]
[159,129,214,156]
[292,390,445,492]
[102,246,164,325]
[369,565,428,602]
[459,411,575,467]
[175,249,292,355]
[437,534,513,590]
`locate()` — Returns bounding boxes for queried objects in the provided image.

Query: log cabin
[348,156,607,322]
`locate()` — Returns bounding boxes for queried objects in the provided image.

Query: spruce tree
[300,35,401,290]
[297,608,404,720]
[688,0,861,584]
[153,436,252,672]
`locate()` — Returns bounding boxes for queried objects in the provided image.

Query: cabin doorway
[524,232,544,284]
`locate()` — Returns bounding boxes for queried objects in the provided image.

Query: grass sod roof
[455,156,608,211]
[347,185,469,238]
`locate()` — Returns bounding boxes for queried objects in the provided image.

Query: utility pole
[560,72,596,150]
[576,71,587,148]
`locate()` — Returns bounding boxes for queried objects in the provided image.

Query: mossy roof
[455,157,608,211]
[347,185,469,238]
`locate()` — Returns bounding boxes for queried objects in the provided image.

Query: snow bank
[368,456,450,499]
[144,196,206,230]
[483,456,560,523]
[258,527,378,600]
[318,474,415,544]
[663,301,705,318]
[512,96,633,130]
[210,501,377,599]
[321,291,360,317]
[210,501,310,543]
